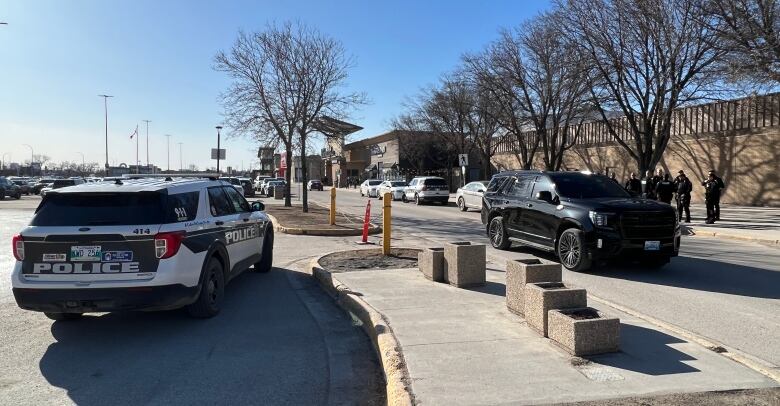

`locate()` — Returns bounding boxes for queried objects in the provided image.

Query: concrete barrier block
[548,307,620,356]
[506,259,562,316]
[524,282,587,337]
[274,187,284,200]
[418,247,445,282]
[443,241,486,288]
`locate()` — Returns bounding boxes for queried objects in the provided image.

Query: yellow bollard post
[383,192,391,255]
[329,187,336,226]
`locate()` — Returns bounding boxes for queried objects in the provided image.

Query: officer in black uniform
[674,170,692,223]
[702,170,725,224]
[655,173,675,204]
[625,172,642,197]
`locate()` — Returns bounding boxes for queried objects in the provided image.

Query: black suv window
[506,176,535,199]
[223,186,250,213]
[31,192,165,226]
[208,187,234,216]
[486,176,509,193]
[549,173,630,199]
[166,191,199,222]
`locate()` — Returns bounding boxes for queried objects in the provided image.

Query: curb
[310,253,415,406]
[684,226,779,246]
[266,213,382,236]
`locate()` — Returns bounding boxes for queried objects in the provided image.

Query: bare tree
[215,22,364,211]
[559,0,724,175]
[705,0,780,86]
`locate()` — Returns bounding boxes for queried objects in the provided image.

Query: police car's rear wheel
[254,230,274,273]
[44,312,82,321]
[188,258,224,318]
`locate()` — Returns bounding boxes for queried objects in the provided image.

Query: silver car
[377,180,408,200]
[455,180,489,211]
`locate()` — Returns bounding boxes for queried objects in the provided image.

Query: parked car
[32,178,57,195]
[0,177,22,200]
[265,180,286,197]
[402,176,449,205]
[481,170,681,272]
[263,178,287,195]
[377,180,408,200]
[11,180,32,195]
[360,179,383,197]
[456,181,490,211]
[239,178,255,197]
[307,179,323,191]
[40,178,85,196]
[254,176,270,191]
[221,177,246,196]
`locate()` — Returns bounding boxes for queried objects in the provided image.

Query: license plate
[644,241,660,251]
[70,245,102,261]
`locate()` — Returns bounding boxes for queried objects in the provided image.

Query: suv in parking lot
[11,177,274,320]
[481,171,680,272]
[403,176,449,205]
[0,177,22,200]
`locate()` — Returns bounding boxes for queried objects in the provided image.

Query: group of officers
[616,169,725,224]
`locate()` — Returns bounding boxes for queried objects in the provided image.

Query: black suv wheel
[557,228,592,272]
[488,216,511,249]
[44,312,83,321]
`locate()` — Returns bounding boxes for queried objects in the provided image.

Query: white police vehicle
[11,177,273,320]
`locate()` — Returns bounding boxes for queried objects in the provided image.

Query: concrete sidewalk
[684,204,780,245]
[328,262,777,405]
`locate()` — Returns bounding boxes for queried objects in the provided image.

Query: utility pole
[164,134,172,172]
[142,119,151,172]
[98,94,113,172]
[178,142,183,171]
[215,126,222,174]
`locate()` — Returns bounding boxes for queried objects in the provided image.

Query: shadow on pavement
[465,280,506,297]
[37,267,382,406]
[589,324,699,376]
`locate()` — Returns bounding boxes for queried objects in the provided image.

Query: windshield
[549,173,630,199]
[31,192,166,226]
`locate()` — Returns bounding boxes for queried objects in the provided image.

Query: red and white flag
[130,125,138,139]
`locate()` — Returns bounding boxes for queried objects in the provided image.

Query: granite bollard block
[524,282,587,337]
[547,307,620,356]
[443,241,486,288]
[506,259,562,316]
[273,187,284,200]
[418,247,445,282]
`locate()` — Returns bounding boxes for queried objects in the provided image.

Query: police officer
[610,171,619,184]
[702,170,725,223]
[674,170,692,223]
[625,172,642,196]
[655,173,675,204]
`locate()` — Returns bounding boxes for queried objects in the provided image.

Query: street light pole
[142,119,151,172]
[98,94,113,173]
[164,134,172,172]
[215,126,222,174]
[178,142,183,171]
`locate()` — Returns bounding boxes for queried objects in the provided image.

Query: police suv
[11,177,274,320]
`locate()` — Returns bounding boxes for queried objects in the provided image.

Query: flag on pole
[130,125,138,139]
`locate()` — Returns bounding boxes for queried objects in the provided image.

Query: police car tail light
[154,231,185,259]
[12,234,24,261]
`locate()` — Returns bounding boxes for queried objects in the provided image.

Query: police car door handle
[215,221,224,226]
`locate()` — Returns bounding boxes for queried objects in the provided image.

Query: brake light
[12,234,24,261]
[154,231,185,259]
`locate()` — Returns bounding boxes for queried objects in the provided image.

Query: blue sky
[0,0,550,170]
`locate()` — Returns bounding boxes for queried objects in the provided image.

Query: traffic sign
[211,148,226,160]
[458,154,469,167]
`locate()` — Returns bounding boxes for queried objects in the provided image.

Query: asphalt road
[0,195,384,406]
[308,188,780,368]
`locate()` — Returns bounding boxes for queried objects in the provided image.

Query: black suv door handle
[215,221,224,226]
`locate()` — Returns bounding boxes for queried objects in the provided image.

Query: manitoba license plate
[644,241,660,251]
[70,245,102,261]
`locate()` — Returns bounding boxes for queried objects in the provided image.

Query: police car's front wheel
[44,312,83,321]
[188,257,225,318]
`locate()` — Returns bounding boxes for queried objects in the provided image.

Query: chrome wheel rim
[559,232,580,268]
[489,219,503,247]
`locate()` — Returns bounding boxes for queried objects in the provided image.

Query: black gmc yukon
[481,170,681,272]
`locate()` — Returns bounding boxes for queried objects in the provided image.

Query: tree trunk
[284,145,293,207]
[300,134,309,213]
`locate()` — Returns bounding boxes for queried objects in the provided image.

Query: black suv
[0,177,22,200]
[481,171,680,272]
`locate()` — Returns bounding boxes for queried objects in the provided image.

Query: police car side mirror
[536,191,553,203]
[251,201,265,212]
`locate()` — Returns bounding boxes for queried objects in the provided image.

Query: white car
[402,176,450,205]
[11,177,273,320]
[254,176,270,191]
[455,180,489,211]
[360,179,383,198]
[377,180,408,200]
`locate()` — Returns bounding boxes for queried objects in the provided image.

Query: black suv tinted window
[166,191,199,222]
[208,187,235,216]
[486,176,509,193]
[549,173,630,199]
[223,186,250,213]
[507,176,535,199]
[31,192,164,226]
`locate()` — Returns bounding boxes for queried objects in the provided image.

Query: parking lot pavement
[305,188,780,369]
[0,200,384,405]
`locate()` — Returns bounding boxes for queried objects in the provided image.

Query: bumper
[585,228,681,261]
[417,192,449,202]
[13,284,200,313]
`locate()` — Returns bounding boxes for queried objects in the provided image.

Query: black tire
[45,312,83,321]
[360,190,364,197]
[557,228,592,272]
[0,193,4,201]
[458,197,467,211]
[254,230,274,273]
[187,257,225,318]
[488,216,511,250]
[415,194,421,205]
[402,194,408,203]
[14,193,21,199]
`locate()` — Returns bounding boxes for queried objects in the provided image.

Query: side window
[486,176,508,193]
[409,179,417,186]
[507,176,535,199]
[208,187,234,217]
[166,191,199,222]
[531,176,555,197]
[223,186,250,213]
